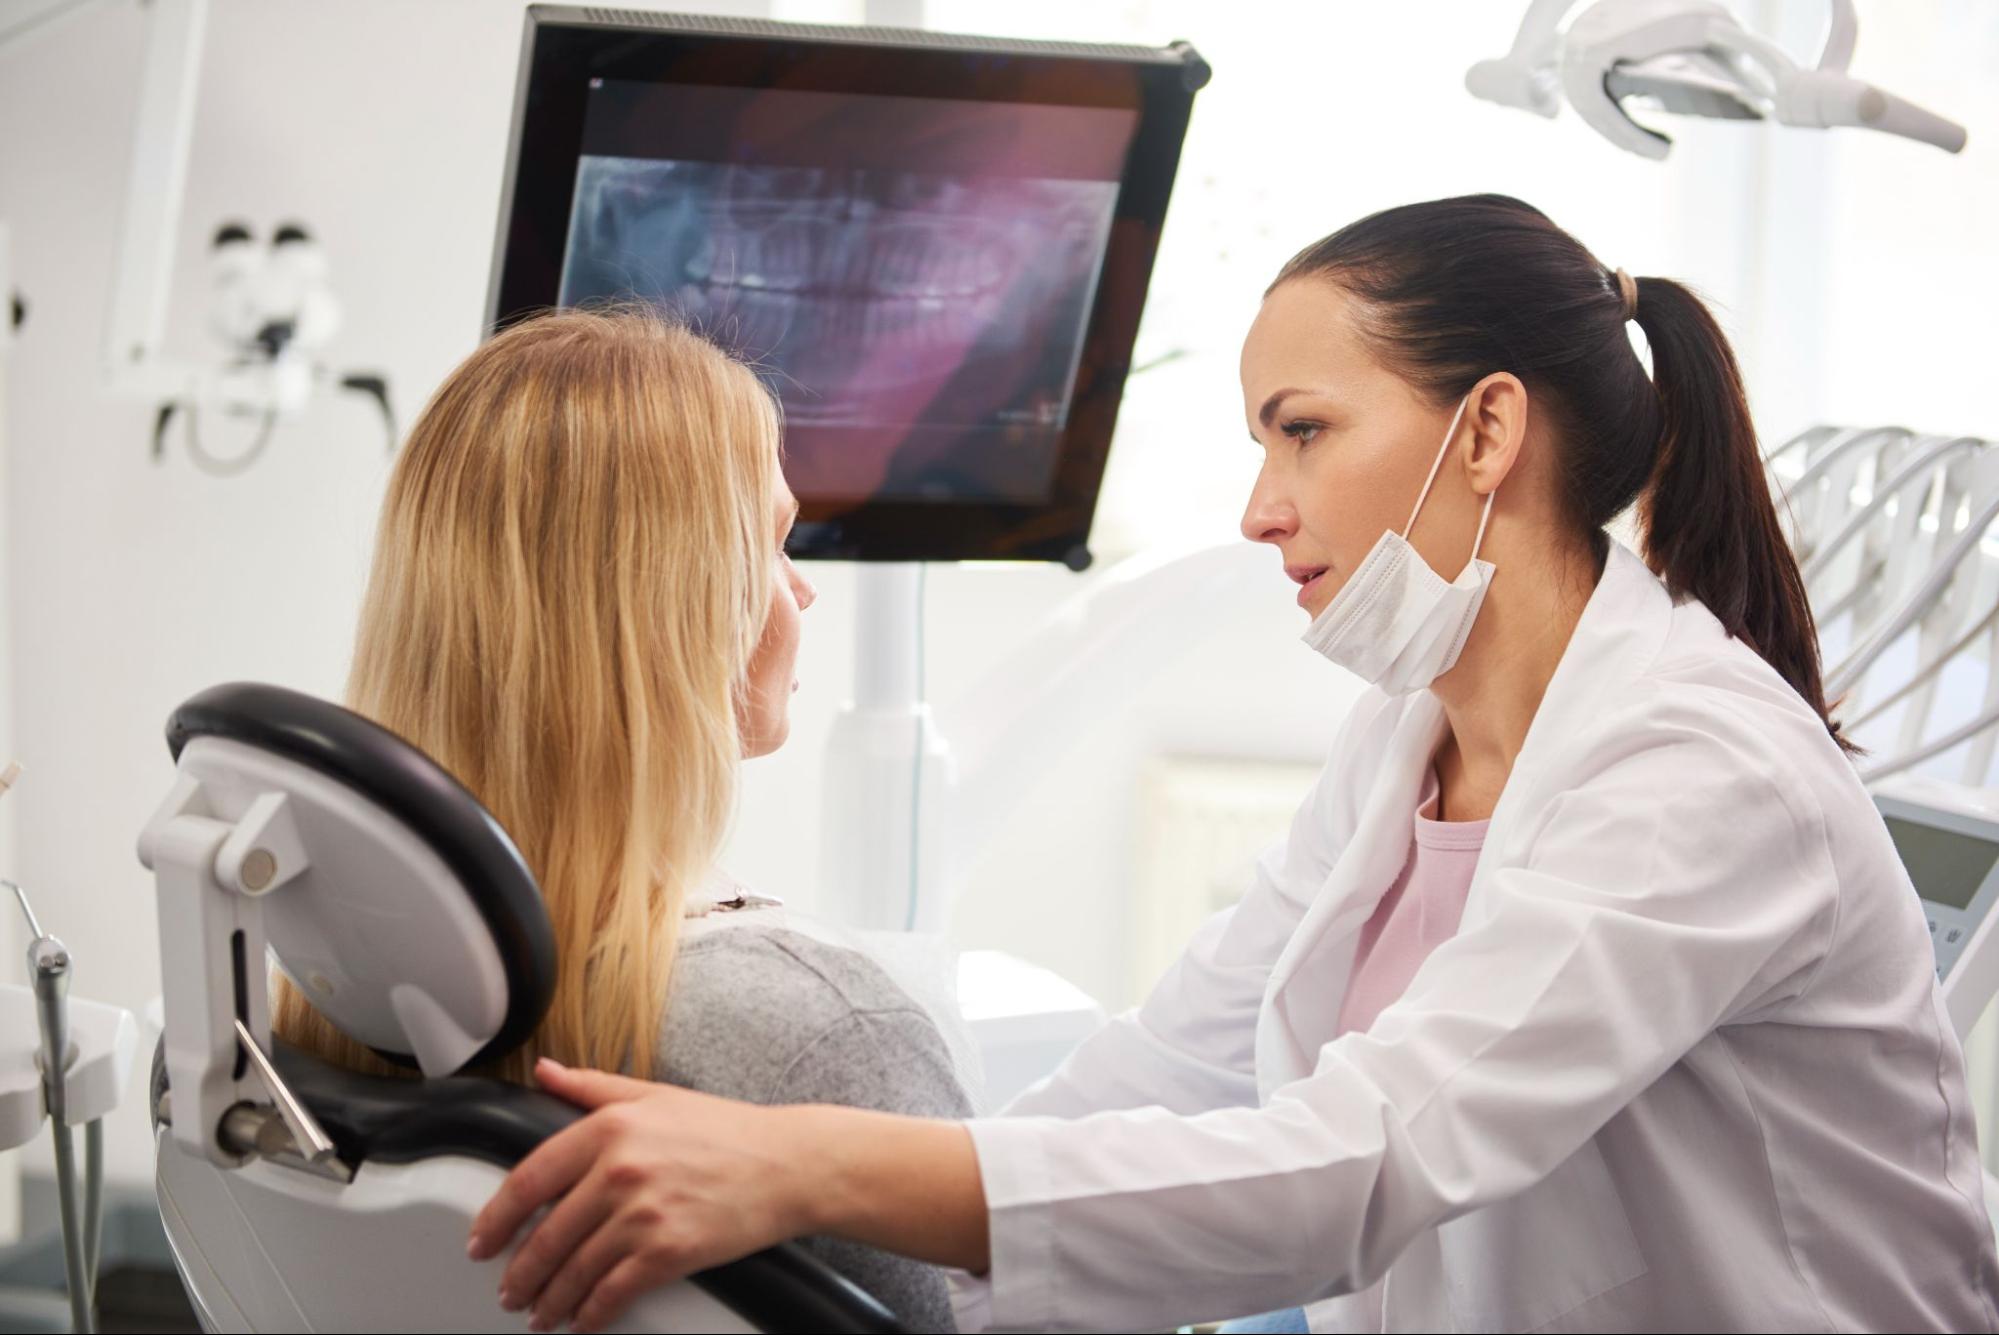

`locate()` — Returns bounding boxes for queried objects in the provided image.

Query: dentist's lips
[1286,564,1330,610]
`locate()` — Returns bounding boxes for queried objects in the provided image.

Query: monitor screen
[559,82,1136,509]
[1884,815,1999,911]
[489,10,1207,562]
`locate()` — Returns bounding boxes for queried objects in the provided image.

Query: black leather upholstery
[270,1039,578,1170]
[154,1039,907,1332]
[165,682,555,1072]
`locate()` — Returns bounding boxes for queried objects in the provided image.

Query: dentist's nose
[1241,468,1298,545]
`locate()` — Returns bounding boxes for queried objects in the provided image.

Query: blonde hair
[273,306,781,1083]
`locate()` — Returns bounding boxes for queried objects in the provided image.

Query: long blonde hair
[273,306,781,1083]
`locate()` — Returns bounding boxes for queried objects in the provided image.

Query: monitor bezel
[486,6,1207,564]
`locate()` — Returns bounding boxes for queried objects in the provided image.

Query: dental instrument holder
[136,775,341,1175]
[21,886,90,1333]
[820,565,954,933]
[0,881,138,1335]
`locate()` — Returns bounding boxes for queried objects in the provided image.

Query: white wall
[1793,0,1998,438]
[1,0,1992,1191]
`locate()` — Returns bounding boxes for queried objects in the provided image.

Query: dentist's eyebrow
[1257,388,1331,429]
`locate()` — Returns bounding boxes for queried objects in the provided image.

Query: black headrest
[166,682,556,1071]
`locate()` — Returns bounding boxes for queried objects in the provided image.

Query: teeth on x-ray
[559,158,1116,433]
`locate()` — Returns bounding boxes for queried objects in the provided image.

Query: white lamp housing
[1469,0,1966,160]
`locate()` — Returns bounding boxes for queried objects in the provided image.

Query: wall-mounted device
[2,0,396,475]
[488,6,1208,564]
[149,220,394,476]
[1872,774,1999,1039]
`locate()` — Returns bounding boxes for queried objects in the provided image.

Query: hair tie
[1613,267,1638,321]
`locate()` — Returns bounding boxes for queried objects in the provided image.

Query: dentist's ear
[1463,373,1530,496]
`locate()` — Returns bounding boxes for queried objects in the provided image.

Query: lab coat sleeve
[994,698,1381,1122]
[960,705,1840,1332]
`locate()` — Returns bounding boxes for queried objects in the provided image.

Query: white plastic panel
[177,737,509,1074]
[156,1132,755,1333]
[0,989,137,1149]
[955,948,1103,1111]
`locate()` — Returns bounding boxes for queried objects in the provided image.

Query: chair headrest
[167,683,555,1074]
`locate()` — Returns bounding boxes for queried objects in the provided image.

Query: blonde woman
[271,306,970,1331]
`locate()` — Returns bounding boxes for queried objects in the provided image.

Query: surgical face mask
[1300,394,1496,694]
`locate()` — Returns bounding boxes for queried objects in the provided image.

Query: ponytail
[1273,194,1850,751]
[1631,279,1851,750]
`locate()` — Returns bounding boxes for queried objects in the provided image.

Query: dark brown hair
[1274,193,1848,750]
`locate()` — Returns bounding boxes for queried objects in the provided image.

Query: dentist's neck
[1426,533,1600,820]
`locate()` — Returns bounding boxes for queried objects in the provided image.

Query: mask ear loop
[1467,485,1498,564]
[1402,394,1475,539]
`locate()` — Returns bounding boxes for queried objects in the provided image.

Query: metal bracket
[214,792,310,897]
[225,1018,349,1182]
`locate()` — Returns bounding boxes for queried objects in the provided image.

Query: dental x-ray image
[556,84,1136,507]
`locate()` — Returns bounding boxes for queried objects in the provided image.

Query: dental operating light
[1468,0,1966,160]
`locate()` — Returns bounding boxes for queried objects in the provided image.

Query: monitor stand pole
[818,564,953,933]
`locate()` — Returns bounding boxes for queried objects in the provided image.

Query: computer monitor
[487,7,1207,563]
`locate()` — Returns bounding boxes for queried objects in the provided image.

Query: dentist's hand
[469,1059,811,1332]
[468,1057,989,1333]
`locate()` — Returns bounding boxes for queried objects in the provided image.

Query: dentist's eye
[1280,420,1323,447]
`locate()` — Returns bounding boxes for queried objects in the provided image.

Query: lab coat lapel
[1257,692,1448,1093]
[1257,541,1672,1094]
[1458,539,1675,929]
[1282,544,1675,1334]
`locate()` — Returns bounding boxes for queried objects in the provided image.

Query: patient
[271,307,970,1331]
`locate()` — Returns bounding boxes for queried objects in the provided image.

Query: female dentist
[468,194,1999,1333]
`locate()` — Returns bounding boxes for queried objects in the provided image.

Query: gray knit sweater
[655,913,971,1334]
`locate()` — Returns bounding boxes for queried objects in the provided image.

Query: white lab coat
[951,540,1999,1333]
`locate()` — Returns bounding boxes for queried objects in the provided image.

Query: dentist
[468,194,1999,1333]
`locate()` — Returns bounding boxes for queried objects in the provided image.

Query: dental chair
[139,682,906,1333]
